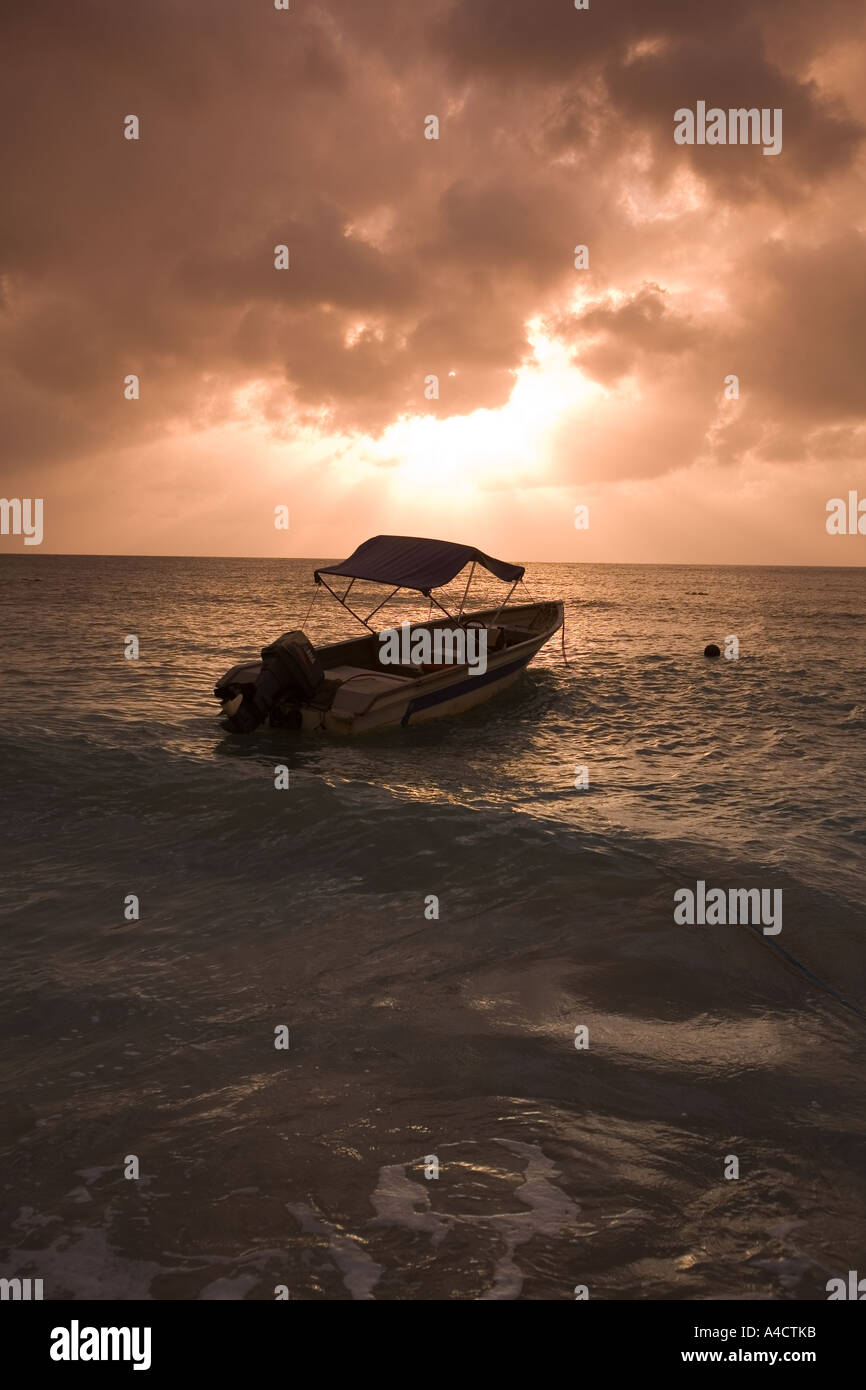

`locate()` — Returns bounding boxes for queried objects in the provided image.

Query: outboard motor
[214,630,325,733]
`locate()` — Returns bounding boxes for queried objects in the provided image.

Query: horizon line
[2,552,865,570]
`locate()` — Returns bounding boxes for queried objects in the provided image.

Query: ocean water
[1,554,864,1300]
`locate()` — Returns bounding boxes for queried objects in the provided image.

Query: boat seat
[329,671,414,717]
[463,622,506,651]
[326,664,378,682]
[329,661,426,681]
[383,663,426,678]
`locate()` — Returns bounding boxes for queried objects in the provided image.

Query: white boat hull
[215,600,564,737]
[308,601,562,735]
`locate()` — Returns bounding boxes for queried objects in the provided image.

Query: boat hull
[311,649,536,734]
[310,601,562,734]
[216,600,564,736]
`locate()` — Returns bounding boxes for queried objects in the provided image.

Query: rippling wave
[1,555,864,1299]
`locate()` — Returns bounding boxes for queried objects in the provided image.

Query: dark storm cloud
[549,285,702,384]
[0,0,864,477]
[435,0,864,198]
[731,232,866,423]
[433,0,866,80]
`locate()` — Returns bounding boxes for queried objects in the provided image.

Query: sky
[1,0,865,564]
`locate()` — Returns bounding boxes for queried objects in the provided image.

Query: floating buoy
[704,643,721,659]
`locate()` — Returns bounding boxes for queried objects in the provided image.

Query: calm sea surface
[1,555,864,1299]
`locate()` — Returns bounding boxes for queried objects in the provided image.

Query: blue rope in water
[742,919,866,1022]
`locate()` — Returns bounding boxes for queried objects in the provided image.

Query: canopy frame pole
[491,578,520,624]
[425,590,455,622]
[317,575,377,633]
[364,587,401,626]
[457,562,476,622]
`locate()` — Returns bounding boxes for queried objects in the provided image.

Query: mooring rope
[301,584,320,626]
[743,920,866,1022]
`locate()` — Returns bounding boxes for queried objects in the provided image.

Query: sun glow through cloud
[369,329,603,507]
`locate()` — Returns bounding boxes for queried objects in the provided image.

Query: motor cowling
[215,630,324,732]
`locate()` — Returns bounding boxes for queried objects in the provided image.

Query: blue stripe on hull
[400,655,531,726]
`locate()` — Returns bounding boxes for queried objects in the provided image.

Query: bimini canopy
[315,535,524,593]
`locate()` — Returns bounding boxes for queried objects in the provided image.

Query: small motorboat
[213,534,564,735]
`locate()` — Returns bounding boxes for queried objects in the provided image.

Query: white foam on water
[10,1225,163,1299]
[370,1164,453,1246]
[11,1207,61,1230]
[479,1140,581,1299]
[75,1165,114,1185]
[198,1272,261,1300]
[368,1139,581,1300]
[288,1202,381,1300]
